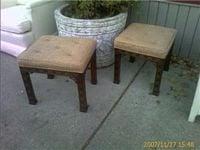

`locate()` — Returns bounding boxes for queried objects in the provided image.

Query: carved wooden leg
[91,51,97,85]
[152,61,164,96]
[129,56,135,63]
[164,43,174,71]
[76,74,88,112]
[47,74,55,79]
[164,50,172,71]
[164,54,171,71]
[20,68,37,105]
[114,49,121,84]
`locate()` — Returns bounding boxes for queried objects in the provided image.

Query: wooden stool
[114,23,177,96]
[17,35,97,112]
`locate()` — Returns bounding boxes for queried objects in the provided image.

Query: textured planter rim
[56,4,127,26]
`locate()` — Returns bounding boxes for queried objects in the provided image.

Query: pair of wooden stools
[17,23,176,112]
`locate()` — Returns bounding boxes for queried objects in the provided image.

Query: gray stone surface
[0,52,144,150]
[0,52,199,150]
[86,62,200,150]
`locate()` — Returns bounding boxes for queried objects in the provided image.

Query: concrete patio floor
[0,52,199,150]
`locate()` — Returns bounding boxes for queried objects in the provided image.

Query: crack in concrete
[81,61,147,150]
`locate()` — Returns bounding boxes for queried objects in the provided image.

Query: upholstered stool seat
[114,23,177,95]
[114,23,176,59]
[18,35,96,73]
[18,35,97,112]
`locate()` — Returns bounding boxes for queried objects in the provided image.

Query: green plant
[63,0,138,19]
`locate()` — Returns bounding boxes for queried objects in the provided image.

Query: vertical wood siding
[129,1,200,61]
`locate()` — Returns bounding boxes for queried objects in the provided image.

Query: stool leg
[47,74,55,79]
[164,51,172,71]
[164,43,174,71]
[129,56,135,63]
[77,74,88,112]
[164,55,171,71]
[20,69,37,105]
[91,51,97,85]
[114,49,121,84]
[152,62,164,96]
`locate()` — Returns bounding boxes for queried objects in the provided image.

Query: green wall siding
[129,1,200,61]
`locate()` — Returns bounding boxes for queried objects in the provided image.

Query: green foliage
[64,0,138,19]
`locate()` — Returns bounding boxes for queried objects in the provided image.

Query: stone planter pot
[55,4,127,67]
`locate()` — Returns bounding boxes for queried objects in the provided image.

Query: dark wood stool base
[19,52,97,112]
[114,44,173,96]
[47,74,55,79]
[90,52,97,85]
[20,70,38,104]
[114,49,121,84]
[129,56,135,63]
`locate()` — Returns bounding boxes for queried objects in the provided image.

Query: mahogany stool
[114,23,177,96]
[17,35,97,112]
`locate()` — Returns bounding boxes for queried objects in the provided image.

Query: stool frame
[19,51,97,112]
[114,43,174,96]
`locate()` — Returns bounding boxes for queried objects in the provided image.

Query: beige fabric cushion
[114,23,177,59]
[17,35,97,73]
